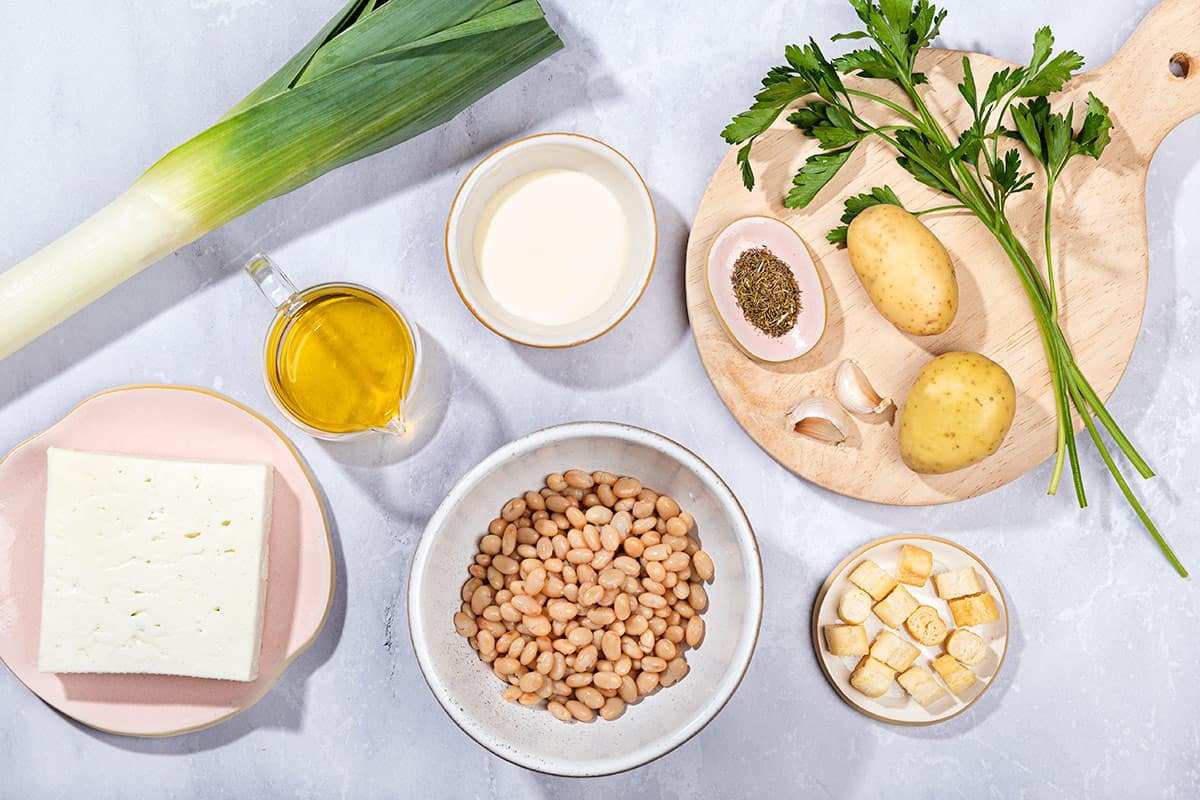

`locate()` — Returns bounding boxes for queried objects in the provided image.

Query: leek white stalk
[0,191,198,357]
[0,0,562,359]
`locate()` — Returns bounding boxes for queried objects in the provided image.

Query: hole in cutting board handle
[1169,53,1191,79]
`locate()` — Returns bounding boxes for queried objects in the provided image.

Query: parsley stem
[844,89,923,126]
[998,221,1086,503]
[901,82,960,161]
[1054,335,1088,507]
[1040,179,1070,497]
[1044,180,1060,320]
[857,125,974,209]
[1067,380,1186,577]
[912,204,969,217]
[986,225,1081,505]
[1013,204,1149,482]
[905,91,1104,513]
[1065,360,1155,479]
[1046,346,1071,498]
[1007,230,1055,315]
[951,161,1000,224]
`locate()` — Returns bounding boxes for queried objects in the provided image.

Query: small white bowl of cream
[446,133,657,347]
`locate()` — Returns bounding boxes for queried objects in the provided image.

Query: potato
[846,204,958,335]
[898,352,1016,474]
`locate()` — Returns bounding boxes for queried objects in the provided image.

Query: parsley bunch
[724,0,1185,575]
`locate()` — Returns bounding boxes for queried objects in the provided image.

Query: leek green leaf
[138,0,562,229]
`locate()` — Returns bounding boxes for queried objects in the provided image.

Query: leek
[0,0,562,359]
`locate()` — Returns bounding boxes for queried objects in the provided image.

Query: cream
[474,168,628,327]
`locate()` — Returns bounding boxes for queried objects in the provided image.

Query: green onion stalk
[0,0,562,359]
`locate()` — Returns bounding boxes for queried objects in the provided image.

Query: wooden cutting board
[685,0,1200,505]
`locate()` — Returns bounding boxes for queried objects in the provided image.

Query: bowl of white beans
[408,422,763,776]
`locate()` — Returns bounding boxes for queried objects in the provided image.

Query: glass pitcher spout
[370,370,414,437]
[374,415,408,437]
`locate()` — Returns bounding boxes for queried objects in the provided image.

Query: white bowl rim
[407,421,764,777]
[444,132,658,349]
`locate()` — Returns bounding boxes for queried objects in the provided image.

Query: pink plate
[0,385,334,737]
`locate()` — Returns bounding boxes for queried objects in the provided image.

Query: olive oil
[265,285,415,435]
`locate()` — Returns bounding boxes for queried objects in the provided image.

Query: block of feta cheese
[38,448,273,681]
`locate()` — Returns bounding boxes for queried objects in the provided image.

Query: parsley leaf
[1010,95,1049,162]
[722,68,818,190]
[990,148,1034,197]
[837,1,942,84]
[722,76,813,145]
[827,185,904,243]
[812,127,862,149]
[958,56,978,112]
[788,100,865,149]
[1019,49,1085,97]
[982,67,1025,110]
[736,143,755,191]
[1010,92,1112,181]
[788,101,856,134]
[950,120,985,164]
[894,129,958,193]
[1028,27,1054,73]
[834,48,902,81]
[880,0,913,32]
[785,147,857,209]
[785,40,851,105]
[1073,93,1113,159]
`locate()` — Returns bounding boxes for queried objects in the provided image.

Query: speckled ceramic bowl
[408,422,762,776]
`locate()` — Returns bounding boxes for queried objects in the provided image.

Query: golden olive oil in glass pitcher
[246,253,422,440]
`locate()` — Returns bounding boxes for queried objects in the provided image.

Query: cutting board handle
[1095,0,1200,154]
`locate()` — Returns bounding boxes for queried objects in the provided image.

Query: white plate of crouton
[811,535,1008,725]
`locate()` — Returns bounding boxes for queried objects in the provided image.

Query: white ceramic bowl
[408,422,762,776]
[445,133,657,348]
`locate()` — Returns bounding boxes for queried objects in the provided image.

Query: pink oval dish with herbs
[706,216,826,362]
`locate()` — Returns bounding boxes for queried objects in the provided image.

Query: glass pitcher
[246,253,423,441]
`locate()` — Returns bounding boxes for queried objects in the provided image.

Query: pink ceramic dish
[0,385,334,737]
[706,215,827,362]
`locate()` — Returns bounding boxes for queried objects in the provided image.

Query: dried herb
[730,246,802,338]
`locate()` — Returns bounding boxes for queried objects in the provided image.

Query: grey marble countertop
[1,1,1197,797]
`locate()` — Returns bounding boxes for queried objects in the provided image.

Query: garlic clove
[835,360,893,416]
[786,397,850,444]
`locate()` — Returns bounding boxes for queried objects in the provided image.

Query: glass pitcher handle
[245,253,299,309]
